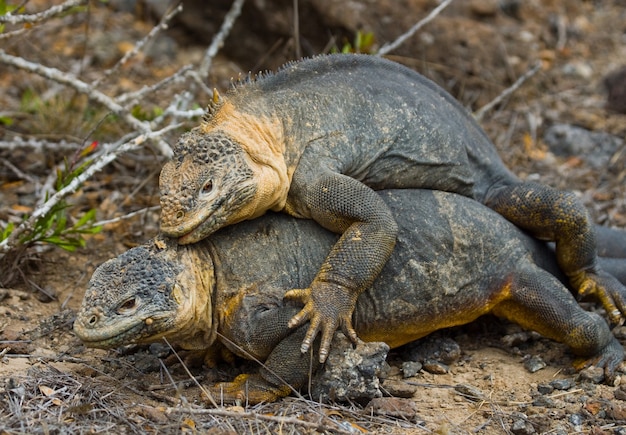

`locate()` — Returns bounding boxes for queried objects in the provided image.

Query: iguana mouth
[73,315,173,349]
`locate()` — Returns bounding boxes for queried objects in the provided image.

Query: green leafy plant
[333,30,376,54]
[1,142,102,252]
[131,104,164,121]
[0,0,20,33]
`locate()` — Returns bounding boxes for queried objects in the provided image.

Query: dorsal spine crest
[203,88,224,124]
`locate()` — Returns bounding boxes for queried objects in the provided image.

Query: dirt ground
[1,0,626,433]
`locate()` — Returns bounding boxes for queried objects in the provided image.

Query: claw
[283,281,361,364]
[576,271,626,324]
[211,374,291,405]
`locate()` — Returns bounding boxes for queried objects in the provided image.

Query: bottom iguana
[74,190,626,404]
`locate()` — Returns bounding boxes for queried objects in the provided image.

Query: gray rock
[402,335,461,365]
[543,124,623,169]
[523,355,546,373]
[311,334,389,402]
[401,361,422,378]
[550,378,574,390]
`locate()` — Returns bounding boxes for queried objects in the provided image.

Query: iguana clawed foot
[211,374,291,405]
[573,338,624,384]
[575,269,626,325]
[284,281,359,363]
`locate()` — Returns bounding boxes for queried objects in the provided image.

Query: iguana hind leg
[211,328,320,405]
[492,262,624,381]
[486,182,626,322]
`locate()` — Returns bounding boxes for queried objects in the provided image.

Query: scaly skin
[158,54,626,363]
[75,190,626,404]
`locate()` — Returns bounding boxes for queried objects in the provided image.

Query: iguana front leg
[284,171,398,363]
[486,182,626,322]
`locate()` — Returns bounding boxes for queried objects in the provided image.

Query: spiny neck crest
[202,88,224,126]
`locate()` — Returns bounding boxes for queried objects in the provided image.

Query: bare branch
[0,49,172,157]
[377,0,454,56]
[117,64,194,106]
[93,4,184,88]
[0,0,86,24]
[197,0,245,81]
[0,124,181,255]
[0,138,82,152]
[90,206,160,228]
[473,61,542,122]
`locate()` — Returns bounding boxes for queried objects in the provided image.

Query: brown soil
[1,1,626,433]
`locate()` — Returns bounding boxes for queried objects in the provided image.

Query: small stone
[422,359,449,374]
[380,379,417,398]
[523,355,546,373]
[607,402,626,420]
[578,366,604,383]
[469,0,499,17]
[454,383,486,402]
[543,124,623,169]
[604,66,626,113]
[402,335,461,365]
[550,379,574,390]
[401,361,422,378]
[531,396,556,408]
[536,384,554,395]
[510,417,536,435]
[363,397,418,421]
[149,343,171,358]
[615,385,626,401]
[569,413,584,427]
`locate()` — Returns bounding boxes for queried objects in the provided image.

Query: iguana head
[159,129,284,244]
[73,236,215,350]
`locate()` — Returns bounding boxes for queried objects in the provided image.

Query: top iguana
[159,53,626,363]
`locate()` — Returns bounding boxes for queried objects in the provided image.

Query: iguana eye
[118,298,137,314]
[201,179,213,195]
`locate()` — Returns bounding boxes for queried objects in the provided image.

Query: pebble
[510,416,536,435]
[604,65,626,113]
[543,124,623,169]
[550,379,574,390]
[578,366,604,383]
[454,383,486,402]
[615,384,626,401]
[536,384,554,395]
[532,396,556,408]
[401,361,422,378]
[523,355,546,373]
[422,359,449,374]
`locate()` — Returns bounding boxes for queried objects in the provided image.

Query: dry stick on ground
[0,0,86,25]
[92,4,184,88]
[473,61,543,122]
[197,0,246,82]
[377,0,454,56]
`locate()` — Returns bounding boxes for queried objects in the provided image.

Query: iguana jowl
[159,53,626,363]
[75,189,626,404]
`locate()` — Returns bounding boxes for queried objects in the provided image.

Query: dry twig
[377,0,454,56]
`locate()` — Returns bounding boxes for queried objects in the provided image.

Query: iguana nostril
[88,314,98,326]
[176,211,184,220]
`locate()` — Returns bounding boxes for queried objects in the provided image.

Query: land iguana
[74,189,626,404]
[158,54,626,364]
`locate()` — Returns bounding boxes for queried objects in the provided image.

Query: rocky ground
[1,0,626,433]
